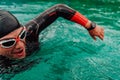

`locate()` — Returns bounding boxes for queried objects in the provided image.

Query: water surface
[0,0,120,80]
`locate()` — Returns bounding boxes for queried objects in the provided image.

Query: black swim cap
[0,10,21,38]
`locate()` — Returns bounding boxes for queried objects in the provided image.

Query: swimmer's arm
[25,4,104,40]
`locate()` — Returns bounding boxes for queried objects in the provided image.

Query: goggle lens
[1,40,16,48]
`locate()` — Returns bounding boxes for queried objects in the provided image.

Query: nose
[14,40,25,50]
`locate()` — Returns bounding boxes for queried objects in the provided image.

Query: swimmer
[0,4,104,60]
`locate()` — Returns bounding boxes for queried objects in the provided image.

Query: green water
[0,0,120,80]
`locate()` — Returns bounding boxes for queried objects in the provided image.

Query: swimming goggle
[0,27,26,48]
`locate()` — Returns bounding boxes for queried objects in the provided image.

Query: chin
[17,55,26,59]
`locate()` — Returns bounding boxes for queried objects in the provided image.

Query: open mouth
[14,49,24,57]
[14,49,23,54]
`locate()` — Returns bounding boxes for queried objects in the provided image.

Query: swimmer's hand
[88,25,104,40]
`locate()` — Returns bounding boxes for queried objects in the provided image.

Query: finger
[101,30,104,39]
[101,28,104,34]
[99,35,104,40]
[99,32,105,40]
[91,35,96,40]
[100,32,103,37]
[101,33,104,39]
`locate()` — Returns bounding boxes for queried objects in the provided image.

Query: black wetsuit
[0,4,77,74]
[25,4,76,55]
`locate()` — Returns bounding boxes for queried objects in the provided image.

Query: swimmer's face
[0,27,26,59]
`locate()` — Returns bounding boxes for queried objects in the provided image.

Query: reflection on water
[0,0,120,80]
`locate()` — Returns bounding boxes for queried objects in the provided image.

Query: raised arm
[25,4,104,40]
